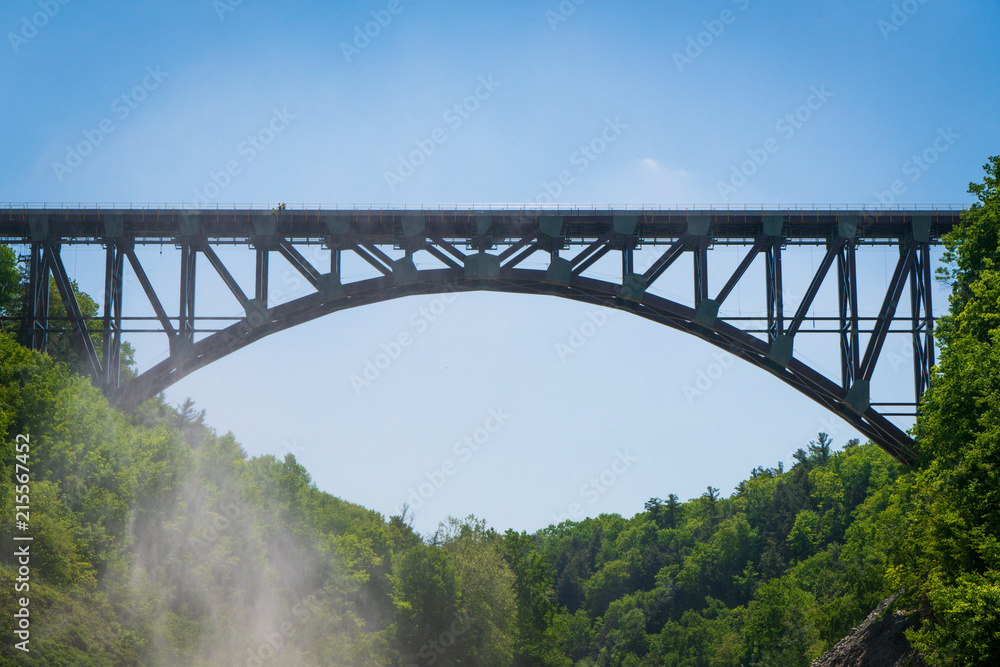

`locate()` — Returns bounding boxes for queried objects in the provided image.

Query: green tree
[785,510,821,562]
[437,516,518,666]
[741,577,821,666]
[499,529,571,666]
[0,245,20,320]
[891,156,1000,664]
[807,432,832,466]
[646,494,681,530]
[937,155,1000,345]
[665,493,680,530]
[393,544,462,662]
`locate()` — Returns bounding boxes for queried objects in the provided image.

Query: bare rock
[812,591,928,667]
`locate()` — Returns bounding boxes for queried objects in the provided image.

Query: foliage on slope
[887,156,1000,665]
[0,330,908,666]
[535,435,910,666]
[0,334,554,665]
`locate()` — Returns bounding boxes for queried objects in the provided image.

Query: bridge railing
[0,202,972,213]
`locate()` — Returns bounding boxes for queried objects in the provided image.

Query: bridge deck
[0,207,961,246]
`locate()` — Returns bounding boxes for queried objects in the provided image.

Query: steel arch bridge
[1,206,960,464]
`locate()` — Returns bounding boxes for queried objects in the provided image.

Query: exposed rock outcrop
[812,591,928,667]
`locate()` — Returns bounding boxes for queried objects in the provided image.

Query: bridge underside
[1,207,961,464]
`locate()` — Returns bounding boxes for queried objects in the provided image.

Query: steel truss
[1,207,959,463]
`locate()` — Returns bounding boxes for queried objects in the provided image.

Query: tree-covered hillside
[0,334,910,665]
[2,157,998,665]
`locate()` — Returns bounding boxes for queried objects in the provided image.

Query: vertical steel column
[911,242,934,403]
[330,239,342,280]
[766,237,784,344]
[837,240,860,390]
[622,233,634,279]
[922,243,935,389]
[255,246,269,307]
[24,243,51,351]
[693,235,709,308]
[102,241,124,389]
[179,242,197,344]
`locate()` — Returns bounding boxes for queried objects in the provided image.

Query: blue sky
[3,0,998,535]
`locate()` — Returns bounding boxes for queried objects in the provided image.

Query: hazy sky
[3,0,998,535]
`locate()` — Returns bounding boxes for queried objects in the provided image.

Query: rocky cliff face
[812,592,928,667]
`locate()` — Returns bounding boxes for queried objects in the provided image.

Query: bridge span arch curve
[3,206,961,463]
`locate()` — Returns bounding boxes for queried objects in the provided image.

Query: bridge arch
[3,206,960,463]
